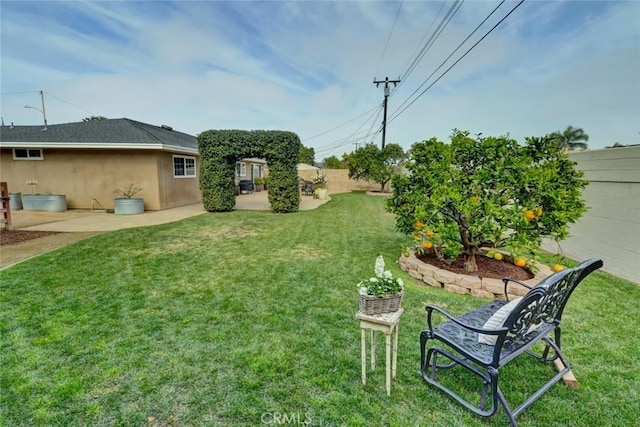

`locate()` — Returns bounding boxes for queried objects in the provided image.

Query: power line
[388,0,521,124]
[306,1,404,153]
[44,91,97,115]
[314,127,381,157]
[301,105,379,142]
[373,0,404,80]
[397,0,448,82]
[0,91,40,96]
[313,105,384,156]
[1,90,99,116]
[399,0,464,84]
[313,107,385,156]
[391,0,506,121]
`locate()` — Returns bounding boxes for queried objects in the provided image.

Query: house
[0,118,271,211]
[0,118,202,211]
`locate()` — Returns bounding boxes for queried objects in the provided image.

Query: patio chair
[419,258,603,426]
[238,180,254,193]
[303,181,314,196]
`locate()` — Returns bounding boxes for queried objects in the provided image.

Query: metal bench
[419,258,603,426]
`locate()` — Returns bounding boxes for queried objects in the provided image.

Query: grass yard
[1,192,638,426]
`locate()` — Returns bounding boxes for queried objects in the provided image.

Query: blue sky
[1,0,639,159]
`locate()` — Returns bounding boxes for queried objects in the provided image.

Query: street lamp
[23,90,48,130]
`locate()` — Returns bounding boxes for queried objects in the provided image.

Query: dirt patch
[0,230,103,269]
[416,252,534,281]
[1,229,59,245]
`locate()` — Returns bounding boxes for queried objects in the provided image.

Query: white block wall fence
[542,145,640,284]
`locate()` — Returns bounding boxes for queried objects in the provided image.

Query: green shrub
[198,129,301,213]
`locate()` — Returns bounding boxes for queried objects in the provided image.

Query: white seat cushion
[478,298,522,345]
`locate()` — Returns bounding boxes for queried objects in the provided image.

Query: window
[236,162,246,177]
[13,148,43,160]
[173,155,196,177]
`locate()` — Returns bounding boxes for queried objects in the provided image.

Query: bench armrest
[502,277,533,300]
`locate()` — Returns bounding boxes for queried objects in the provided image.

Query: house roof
[0,118,198,155]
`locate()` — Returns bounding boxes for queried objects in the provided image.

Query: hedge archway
[198,130,302,213]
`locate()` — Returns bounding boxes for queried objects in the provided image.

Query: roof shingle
[0,118,197,152]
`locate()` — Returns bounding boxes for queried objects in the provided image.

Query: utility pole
[24,90,48,130]
[39,90,48,130]
[373,76,400,149]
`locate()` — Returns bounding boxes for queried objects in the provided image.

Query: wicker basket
[359,292,403,315]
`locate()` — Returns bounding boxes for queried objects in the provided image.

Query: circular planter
[399,251,553,301]
[9,194,22,211]
[316,188,328,200]
[21,194,67,212]
[114,198,144,215]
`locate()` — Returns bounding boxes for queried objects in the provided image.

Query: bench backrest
[503,258,603,345]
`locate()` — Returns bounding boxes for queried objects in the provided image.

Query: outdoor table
[356,308,403,396]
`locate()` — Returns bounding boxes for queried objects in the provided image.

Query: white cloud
[1,0,638,156]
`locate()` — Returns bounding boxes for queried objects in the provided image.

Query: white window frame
[236,162,247,177]
[173,155,196,178]
[12,148,44,160]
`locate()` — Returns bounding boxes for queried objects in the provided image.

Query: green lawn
[1,192,638,426]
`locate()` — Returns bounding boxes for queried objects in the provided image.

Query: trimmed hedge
[198,130,301,213]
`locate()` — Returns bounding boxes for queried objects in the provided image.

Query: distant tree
[346,143,406,192]
[298,145,315,165]
[322,155,344,169]
[548,125,589,151]
[82,115,107,122]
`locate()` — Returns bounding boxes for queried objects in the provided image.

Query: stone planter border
[399,251,553,301]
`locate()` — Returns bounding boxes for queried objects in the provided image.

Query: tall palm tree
[548,125,589,151]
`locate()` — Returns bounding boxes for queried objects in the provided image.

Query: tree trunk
[464,251,478,273]
[459,223,478,272]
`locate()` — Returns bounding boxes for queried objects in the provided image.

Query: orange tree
[386,130,588,272]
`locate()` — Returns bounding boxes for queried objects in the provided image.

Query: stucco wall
[541,146,640,283]
[0,148,202,210]
[156,152,201,210]
[297,169,386,193]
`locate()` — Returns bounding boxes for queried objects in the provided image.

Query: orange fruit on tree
[414,221,424,230]
[426,230,435,239]
[493,252,503,261]
[421,241,433,250]
[525,210,536,220]
[514,257,527,268]
[534,207,543,217]
[552,264,565,272]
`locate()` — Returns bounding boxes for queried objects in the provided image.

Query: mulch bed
[416,252,534,280]
[0,229,59,246]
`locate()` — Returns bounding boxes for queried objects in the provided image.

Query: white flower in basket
[358,255,404,314]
